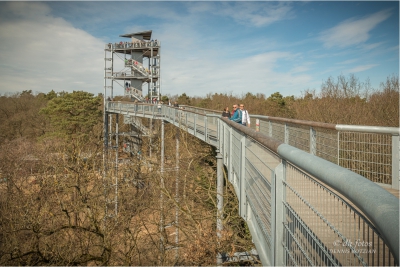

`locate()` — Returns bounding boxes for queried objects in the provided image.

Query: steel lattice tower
[103,30,160,218]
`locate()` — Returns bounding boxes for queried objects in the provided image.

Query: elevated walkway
[106,101,399,266]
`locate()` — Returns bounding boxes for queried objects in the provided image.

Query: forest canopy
[168,74,399,127]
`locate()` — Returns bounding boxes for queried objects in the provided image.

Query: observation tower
[104,30,161,101]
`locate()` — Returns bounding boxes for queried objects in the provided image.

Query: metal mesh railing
[113,103,398,186]
[244,138,280,252]
[339,132,392,184]
[284,162,395,266]
[180,105,398,187]
[254,117,397,186]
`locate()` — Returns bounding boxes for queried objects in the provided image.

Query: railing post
[269,121,273,137]
[216,150,224,265]
[194,113,197,137]
[284,123,289,144]
[160,119,165,262]
[392,134,399,189]
[310,127,316,155]
[272,161,286,266]
[205,115,208,143]
[239,135,246,218]
[175,124,180,260]
[228,126,233,183]
[218,119,223,153]
[337,131,340,165]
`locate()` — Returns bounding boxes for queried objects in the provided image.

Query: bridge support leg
[160,119,165,264]
[115,114,119,217]
[149,118,152,159]
[216,150,224,265]
[175,126,180,261]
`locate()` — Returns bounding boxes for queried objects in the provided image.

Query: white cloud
[186,1,294,27]
[360,42,384,51]
[347,64,378,73]
[0,2,104,95]
[338,58,358,65]
[319,9,392,48]
[159,44,313,97]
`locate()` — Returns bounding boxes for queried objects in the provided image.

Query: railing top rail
[336,124,400,135]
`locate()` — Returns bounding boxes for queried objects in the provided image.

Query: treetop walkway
[106,101,399,266]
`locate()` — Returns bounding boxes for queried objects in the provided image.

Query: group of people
[144,97,159,104]
[107,40,159,50]
[222,104,251,127]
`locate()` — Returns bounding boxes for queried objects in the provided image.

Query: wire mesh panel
[178,112,187,131]
[231,129,242,186]
[185,112,195,133]
[316,128,338,164]
[195,114,206,139]
[258,119,270,137]
[283,163,396,266]
[271,122,285,143]
[206,116,218,143]
[287,124,310,153]
[339,132,392,184]
[245,138,281,253]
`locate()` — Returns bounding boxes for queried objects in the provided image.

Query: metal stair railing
[125,59,151,76]
[124,87,144,102]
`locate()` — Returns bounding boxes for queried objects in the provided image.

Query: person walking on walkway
[230,104,242,123]
[239,104,251,127]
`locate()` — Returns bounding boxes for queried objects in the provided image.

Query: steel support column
[175,126,180,260]
[216,150,224,265]
[115,114,119,216]
[160,119,165,263]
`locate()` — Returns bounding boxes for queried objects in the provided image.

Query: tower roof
[120,30,152,40]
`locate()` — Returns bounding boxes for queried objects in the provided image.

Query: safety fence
[106,102,399,266]
[181,106,399,189]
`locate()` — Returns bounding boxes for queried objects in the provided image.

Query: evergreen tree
[40,91,102,140]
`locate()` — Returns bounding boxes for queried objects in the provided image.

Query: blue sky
[0,1,398,98]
